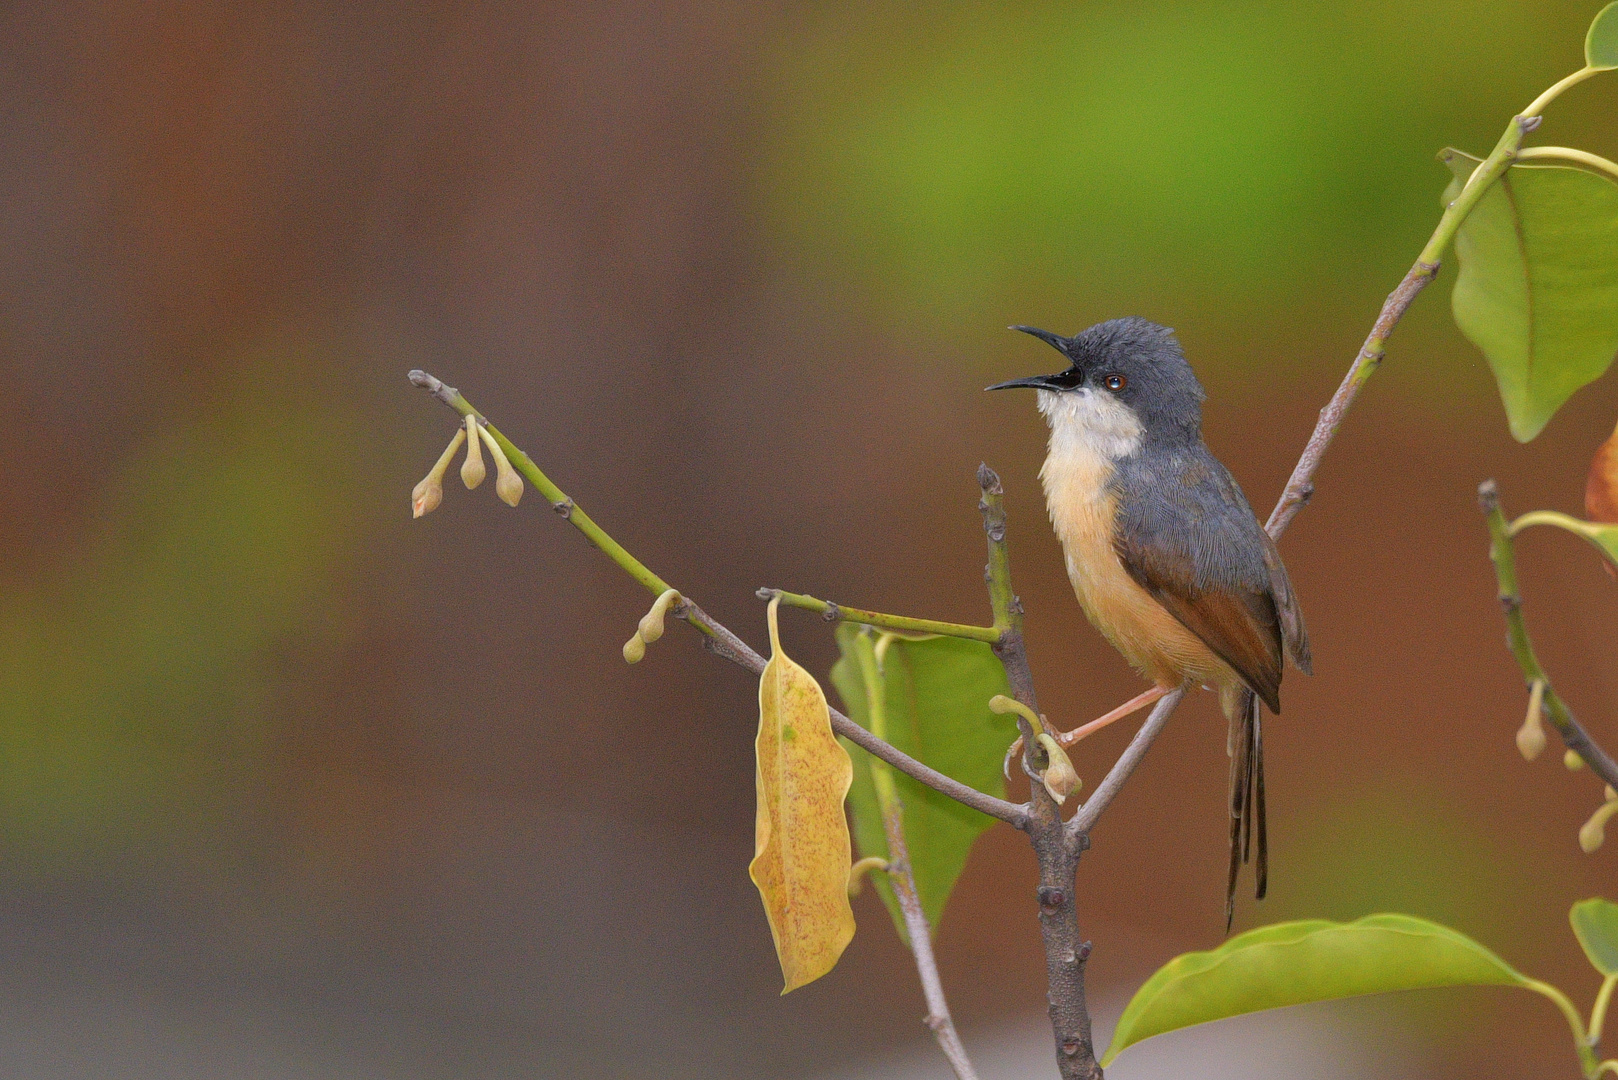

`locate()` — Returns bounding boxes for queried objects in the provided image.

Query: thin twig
[757,587,999,643]
[1070,689,1188,836]
[1265,111,1543,539]
[854,633,981,1080]
[408,371,1030,829]
[885,815,980,1080]
[1478,480,1618,792]
[1263,259,1437,538]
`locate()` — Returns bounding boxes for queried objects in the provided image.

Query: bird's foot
[1001,684,1173,779]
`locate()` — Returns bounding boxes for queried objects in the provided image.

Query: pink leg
[1056,685,1171,747]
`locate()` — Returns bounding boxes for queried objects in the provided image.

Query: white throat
[1037,388,1144,466]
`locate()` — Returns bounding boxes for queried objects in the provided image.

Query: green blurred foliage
[757,1,1590,368]
[0,333,363,875]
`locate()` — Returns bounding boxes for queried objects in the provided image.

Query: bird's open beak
[1010,325,1068,352]
[985,373,1067,392]
[987,325,1076,391]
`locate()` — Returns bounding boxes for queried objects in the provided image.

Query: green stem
[408,371,675,599]
[1523,66,1603,119]
[1591,974,1618,1046]
[1478,481,1618,794]
[1516,146,1618,183]
[1420,116,1534,265]
[1511,509,1593,535]
[977,465,1019,635]
[854,632,902,805]
[761,588,1000,643]
[1524,978,1600,1076]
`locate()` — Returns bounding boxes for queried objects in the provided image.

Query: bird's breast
[1038,410,1231,691]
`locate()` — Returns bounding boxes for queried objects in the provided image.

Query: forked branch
[1478,480,1618,793]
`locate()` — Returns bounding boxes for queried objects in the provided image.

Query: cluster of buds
[989,694,1081,803]
[413,414,524,517]
[623,589,682,663]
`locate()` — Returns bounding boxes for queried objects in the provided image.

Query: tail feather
[1225,688,1266,932]
[1255,707,1268,900]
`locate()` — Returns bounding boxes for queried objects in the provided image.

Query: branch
[408,370,1029,829]
[1263,112,1541,540]
[974,465,1103,1080]
[1478,480,1618,792]
[757,588,999,643]
[1069,688,1188,836]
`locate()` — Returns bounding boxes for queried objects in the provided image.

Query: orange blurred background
[3,2,1618,1076]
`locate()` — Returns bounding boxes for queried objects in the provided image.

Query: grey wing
[1113,447,1287,710]
[1258,527,1311,674]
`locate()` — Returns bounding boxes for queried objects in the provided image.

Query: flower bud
[478,425,523,507]
[989,694,1045,733]
[1035,733,1081,804]
[412,476,442,519]
[638,589,682,644]
[1581,798,1618,854]
[622,632,646,664]
[460,415,486,489]
[411,427,467,518]
[1568,749,1587,771]
[1517,680,1547,761]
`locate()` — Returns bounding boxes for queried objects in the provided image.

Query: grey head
[987,316,1206,443]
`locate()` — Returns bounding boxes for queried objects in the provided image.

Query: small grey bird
[989,317,1311,926]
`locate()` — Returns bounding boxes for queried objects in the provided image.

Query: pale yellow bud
[622,632,646,664]
[412,427,467,518]
[412,476,442,519]
[1517,680,1547,760]
[638,589,682,644]
[478,425,523,507]
[1568,749,1587,771]
[846,856,889,897]
[989,694,1045,733]
[460,415,486,489]
[1582,799,1618,853]
[1036,733,1081,803]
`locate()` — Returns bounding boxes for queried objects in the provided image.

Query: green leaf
[1572,899,1618,976]
[1510,510,1618,570]
[1442,150,1618,441]
[1102,914,1530,1065]
[829,625,1016,940]
[1589,2,1618,69]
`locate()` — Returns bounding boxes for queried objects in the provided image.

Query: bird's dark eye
[1103,373,1127,392]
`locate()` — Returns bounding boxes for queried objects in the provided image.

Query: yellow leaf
[749,596,856,993]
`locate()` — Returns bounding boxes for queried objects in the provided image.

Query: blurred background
[3,1,1618,1076]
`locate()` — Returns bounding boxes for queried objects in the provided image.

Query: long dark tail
[1225,687,1267,932]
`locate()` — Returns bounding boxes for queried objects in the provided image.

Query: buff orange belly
[1040,445,1237,696]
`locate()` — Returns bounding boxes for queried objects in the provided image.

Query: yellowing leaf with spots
[749,597,856,993]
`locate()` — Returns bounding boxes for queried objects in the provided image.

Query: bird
[988,317,1311,927]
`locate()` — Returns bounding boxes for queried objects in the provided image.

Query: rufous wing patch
[1114,533,1284,713]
